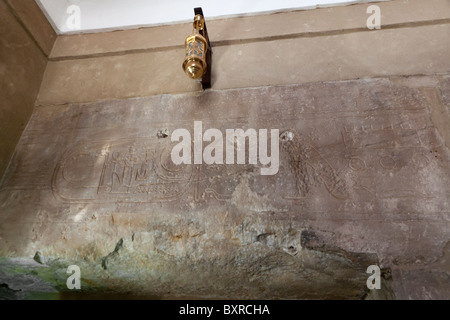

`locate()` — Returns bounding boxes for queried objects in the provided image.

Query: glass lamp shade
[182,34,208,79]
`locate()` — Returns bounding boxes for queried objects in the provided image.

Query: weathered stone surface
[37,23,450,106]
[49,0,450,59]
[0,258,59,300]
[0,0,48,181]
[6,0,57,57]
[1,76,449,299]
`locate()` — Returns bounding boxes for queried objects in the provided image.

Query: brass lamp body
[182,15,208,79]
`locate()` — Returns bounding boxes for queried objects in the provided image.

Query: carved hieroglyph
[0,77,449,270]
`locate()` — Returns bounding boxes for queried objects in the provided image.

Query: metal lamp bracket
[194,7,212,90]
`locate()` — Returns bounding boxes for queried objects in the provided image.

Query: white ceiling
[36,0,383,34]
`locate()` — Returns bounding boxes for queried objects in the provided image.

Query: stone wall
[0,0,55,181]
[1,75,449,299]
[0,0,449,299]
[37,0,450,105]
